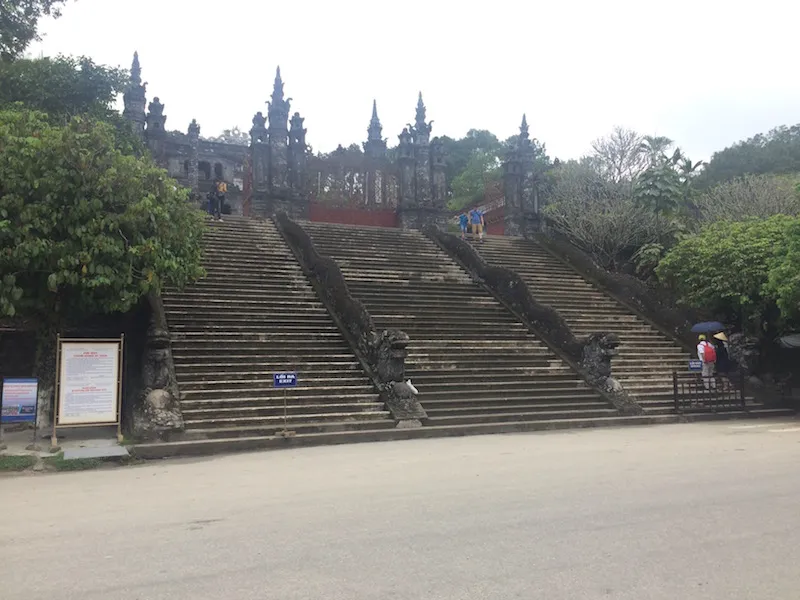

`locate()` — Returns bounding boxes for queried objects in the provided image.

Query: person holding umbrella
[697,334,718,391]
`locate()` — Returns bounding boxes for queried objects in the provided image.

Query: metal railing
[672,370,747,413]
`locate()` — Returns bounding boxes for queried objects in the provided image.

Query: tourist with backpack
[697,334,717,390]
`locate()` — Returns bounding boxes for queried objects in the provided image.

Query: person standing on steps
[459,212,469,240]
[697,334,717,391]
[206,189,221,221]
[469,207,485,241]
[214,177,227,221]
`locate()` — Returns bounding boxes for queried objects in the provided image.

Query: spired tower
[249,67,309,218]
[396,93,447,229]
[502,114,541,237]
[363,100,388,206]
[267,67,291,192]
[122,52,146,135]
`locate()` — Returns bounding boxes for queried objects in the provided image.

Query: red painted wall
[486,205,504,236]
[309,203,398,228]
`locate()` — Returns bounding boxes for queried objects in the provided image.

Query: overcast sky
[28,0,800,161]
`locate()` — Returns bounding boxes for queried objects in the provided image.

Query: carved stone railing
[425,226,643,416]
[132,292,185,440]
[273,212,426,426]
[533,217,701,351]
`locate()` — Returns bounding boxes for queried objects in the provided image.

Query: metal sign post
[273,372,297,438]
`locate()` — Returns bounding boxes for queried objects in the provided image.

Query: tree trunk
[33,326,58,431]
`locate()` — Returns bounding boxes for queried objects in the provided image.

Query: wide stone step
[174,366,367,379]
[182,402,387,419]
[172,345,352,355]
[184,410,391,429]
[421,398,610,411]
[424,408,619,425]
[166,312,331,322]
[179,373,370,389]
[181,394,380,410]
[169,323,340,333]
[417,387,599,402]
[178,418,397,440]
[181,384,376,399]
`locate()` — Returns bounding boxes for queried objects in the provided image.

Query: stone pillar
[430,137,447,213]
[187,119,200,197]
[288,112,308,196]
[396,128,417,228]
[502,149,524,237]
[364,100,388,207]
[249,112,269,193]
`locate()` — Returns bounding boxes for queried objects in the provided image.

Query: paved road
[2,420,800,600]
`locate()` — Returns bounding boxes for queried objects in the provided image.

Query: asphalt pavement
[2,419,800,600]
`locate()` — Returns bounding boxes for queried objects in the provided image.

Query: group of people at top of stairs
[697,332,731,391]
[459,208,486,241]
[206,178,227,222]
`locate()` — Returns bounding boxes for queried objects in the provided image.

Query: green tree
[0,55,128,120]
[0,108,204,339]
[0,0,67,60]
[697,124,800,188]
[634,149,683,217]
[448,150,501,210]
[439,129,502,188]
[765,219,800,323]
[656,216,796,334]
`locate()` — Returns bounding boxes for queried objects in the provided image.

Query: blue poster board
[688,359,703,372]
[1,378,39,424]
[273,372,298,388]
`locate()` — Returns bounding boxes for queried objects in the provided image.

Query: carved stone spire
[131,51,142,87]
[145,96,166,135]
[368,100,382,142]
[415,92,426,129]
[123,51,146,135]
[411,92,432,145]
[518,113,531,152]
[364,100,387,159]
[267,66,291,132]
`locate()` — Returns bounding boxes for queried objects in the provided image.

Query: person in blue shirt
[459,212,469,239]
[469,208,485,240]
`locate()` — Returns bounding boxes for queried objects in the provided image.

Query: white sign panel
[58,342,120,425]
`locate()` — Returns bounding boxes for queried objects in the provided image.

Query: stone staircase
[300,221,627,427]
[472,235,692,413]
[161,216,393,439]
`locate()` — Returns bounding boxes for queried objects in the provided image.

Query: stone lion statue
[580,332,622,392]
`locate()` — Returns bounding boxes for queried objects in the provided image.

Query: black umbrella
[691,321,725,334]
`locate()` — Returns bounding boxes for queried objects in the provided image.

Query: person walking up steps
[697,334,717,391]
[469,207,485,241]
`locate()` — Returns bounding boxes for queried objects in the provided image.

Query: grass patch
[0,455,37,471]
[43,452,103,472]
